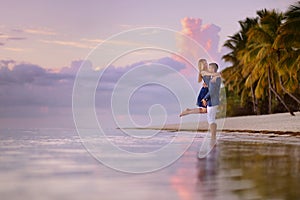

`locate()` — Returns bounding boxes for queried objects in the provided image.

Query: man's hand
[201,99,207,106]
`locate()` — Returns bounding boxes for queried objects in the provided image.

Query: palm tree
[274,1,300,105]
[274,1,300,49]
[241,9,294,115]
[222,3,299,116]
[242,9,295,115]
[222,17,259,113]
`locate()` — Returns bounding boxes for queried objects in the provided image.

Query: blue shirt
[203,77,221,107]
[202,76,211,87]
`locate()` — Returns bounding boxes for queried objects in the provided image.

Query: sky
[0,0,296,128]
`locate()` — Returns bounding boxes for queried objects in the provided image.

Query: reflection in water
[0,129,299,200]
[169,136,300,200]
[196,147,219,199]
[218,141,300,200]
[197,147,219,181]
[192,140,300,200]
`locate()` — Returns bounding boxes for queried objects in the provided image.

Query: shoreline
[124,112,300,136]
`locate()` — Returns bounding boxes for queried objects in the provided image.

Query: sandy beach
[145,112,300,135]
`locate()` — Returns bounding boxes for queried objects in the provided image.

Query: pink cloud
[181,17,203,37]
[181,17,221,61]
[178,17,227,72]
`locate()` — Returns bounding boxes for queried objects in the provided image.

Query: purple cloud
[0,57,188,124]
[60,60,83,75]
[0,60,15,67]
[0,62,73,86]
[99,57,185,86]
[0,61,75,110]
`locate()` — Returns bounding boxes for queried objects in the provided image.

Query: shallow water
[0,129,299,200]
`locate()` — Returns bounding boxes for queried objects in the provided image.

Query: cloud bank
[0,17,226,128]
[0,57,190,128]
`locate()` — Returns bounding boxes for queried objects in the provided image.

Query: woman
[179,59,220,117]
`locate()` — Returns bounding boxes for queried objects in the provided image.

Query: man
[201,63,221,139]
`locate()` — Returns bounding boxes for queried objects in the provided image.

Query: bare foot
[179,109,190,117]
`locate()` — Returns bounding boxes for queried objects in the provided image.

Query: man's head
[209,63,218,73]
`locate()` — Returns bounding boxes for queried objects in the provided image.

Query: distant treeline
[222,1,300,116]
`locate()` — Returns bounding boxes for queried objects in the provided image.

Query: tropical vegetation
[222,1,300,116]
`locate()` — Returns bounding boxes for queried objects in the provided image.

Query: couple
[180,59,221,139]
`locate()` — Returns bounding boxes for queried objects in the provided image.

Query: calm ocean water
[0,128,299,200]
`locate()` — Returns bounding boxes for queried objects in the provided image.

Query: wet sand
[145,112,300,135]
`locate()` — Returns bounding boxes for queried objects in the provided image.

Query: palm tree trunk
[279,76,300,104]
[267,67,272,114]
[270,67,276,91]
[250,74,258,114]
[250,84,257,114]
[270,87,295,116]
